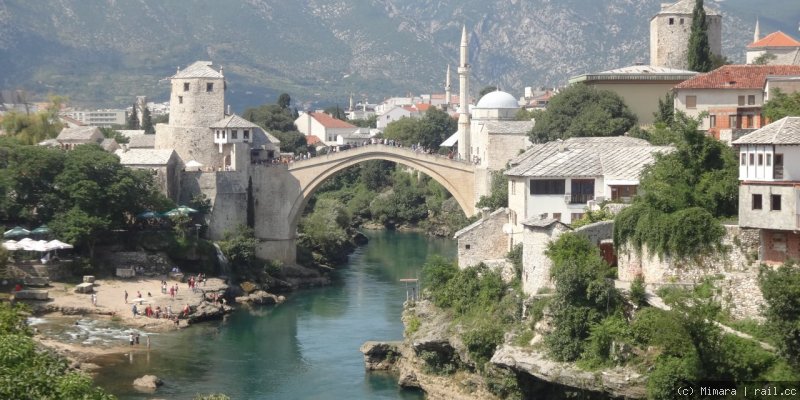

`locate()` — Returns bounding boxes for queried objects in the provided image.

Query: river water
[87,230,456,399]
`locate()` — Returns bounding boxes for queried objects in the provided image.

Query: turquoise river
[87,230,456,399]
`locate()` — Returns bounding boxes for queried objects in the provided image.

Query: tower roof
[653,0,719,17]
[475,91,519,109]
[172,61,224,79]
[747,31,800,49]
[210,114,261,129]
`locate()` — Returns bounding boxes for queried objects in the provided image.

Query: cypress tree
[126,103,139,130]
[687,0,712,72]
[141,106,154,134]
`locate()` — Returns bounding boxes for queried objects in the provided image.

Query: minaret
[445,64,452,109]
[754,18,760,43]
[457,25,471,161]
[349,93,354,111]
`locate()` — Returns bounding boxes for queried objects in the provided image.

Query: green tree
[528,84,637,143]
[271,130,308,154]
[141,106,154,134]
[99,127,129,144]
[0,110,63,145]
[515,108,537,121]
[653,92,674,125]
[687,0,712,72]
[383,108,456,149]
[277,93,291,109]
[242,104,296,132]
[220,225,259,270]
[753,53,778,65]
[350,114,377,128]
[759,264,800,368]
[324,105,346,120]
[126,103,139,129]
[479,86,498,98]
[49,208,110,259]
[763,88,800,121]
[476,170,508,210]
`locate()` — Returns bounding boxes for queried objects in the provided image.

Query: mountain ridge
[0,0,797,111]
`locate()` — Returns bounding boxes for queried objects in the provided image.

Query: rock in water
[133,375,163,392]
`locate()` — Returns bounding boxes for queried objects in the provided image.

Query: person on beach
[135,333,140,345]
[183,304,190,318]
[137,290,142,299]
[124,290,128,304]
[129,333,134,346]
[132,304,138,317]
[91,293,97,306]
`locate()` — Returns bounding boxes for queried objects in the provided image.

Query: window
[748,95,756,105]
[679,18,684,24]
[570,179,595,204]
[767,154,772,166]
[207,82,214,92]
[752,194,762,210]
[709,114,716,128]
[571,213,584,221]
[749,153,754,165]
[243,130,250,140]
[738,96,745,106]
[511,181,516,195]
[178,96,183,104]
[771,194,782,211]
[730,115,738,129]
[740,153,746,165]
[775,154,784,179]
[183,82,190,91]
[686,95,697,109]
[669,18,674,25]
[530,179,565,195]
[465,244,471,250]
[758,154,763,166]
[553,213,562,222]
[746,115,754,128]
[231,130,238,139]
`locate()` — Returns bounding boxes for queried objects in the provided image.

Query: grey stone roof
[100,138,119,152]
[733,117,800,145]
[115,149,176,166]
[172,61,224,79]
[453,208,507,238]
[117,129,145,138]
[127,134,155,149]
[56,126,103,142]
[655,0,719,16]
[521,217,560,228]
[506,137,671,179]
[481,120,535,135]
[210,114,260,129]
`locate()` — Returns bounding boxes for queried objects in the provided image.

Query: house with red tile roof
[746,31,800,65]
[294,111,358,146]
[673,65,800,143]
[376,105,421,130]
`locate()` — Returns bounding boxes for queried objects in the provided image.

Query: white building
[294,111,358,146]
[733,117,800,264]
[376,106,420,130]
[62,109,127,127]
[505,136,672,237]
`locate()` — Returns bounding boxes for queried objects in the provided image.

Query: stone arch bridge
[250,144,477,263]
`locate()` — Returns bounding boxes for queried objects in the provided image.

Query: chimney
[557,139,566,152]
[227,105,231,115]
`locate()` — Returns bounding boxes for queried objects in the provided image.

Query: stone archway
[286,145,477,230]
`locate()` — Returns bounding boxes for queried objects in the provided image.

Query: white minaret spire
[445,64,452,109]
[457,24,471,161]
[754,18,761,43]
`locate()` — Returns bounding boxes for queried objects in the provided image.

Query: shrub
[758,264,800,369]
[581,314,631,368]
[462,322,505,368]
[405,315,421,336]
[629,275,647,307]
[647,356,699,400]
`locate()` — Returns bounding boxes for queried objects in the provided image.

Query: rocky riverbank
[361,300,646,400]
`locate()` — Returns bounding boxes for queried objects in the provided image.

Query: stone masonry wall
[617,225,764,320]
[456,208,509,269]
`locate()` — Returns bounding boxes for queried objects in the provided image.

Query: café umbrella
[163,206,198,217]
[3,226,30,239]
[136,211,162,220]
[30,225,50,236]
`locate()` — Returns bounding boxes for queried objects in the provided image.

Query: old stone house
[55,126,104,150]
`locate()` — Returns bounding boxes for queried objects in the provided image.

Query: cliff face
[0,0,785,109]
[361,300,647,399]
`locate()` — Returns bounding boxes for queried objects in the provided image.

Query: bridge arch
[286,145,476,232]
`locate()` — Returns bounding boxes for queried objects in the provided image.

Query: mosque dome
[475,90,519,109]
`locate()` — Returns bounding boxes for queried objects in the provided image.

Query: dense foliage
[528,84,637,143]
[382,108,457,150]
[687,0,713,72]
[759,264,800,368]
[0,138,173,257]
[242,93,310,155]
[544,233,620,361]
[0,98,63,145]
[0,303,114,399]
[763,88,800,121]
[475,170,508,210]
[613,114,736,257]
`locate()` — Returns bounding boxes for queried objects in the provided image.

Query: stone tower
[457,25,471,161]
[154,61,226,167]
[649,0,722,70]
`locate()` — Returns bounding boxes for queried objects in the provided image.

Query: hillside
[0,0,796,111]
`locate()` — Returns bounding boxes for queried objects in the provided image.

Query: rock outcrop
[359,341,401,371]
[234,290,285,306]
[187,301,234,324]
[132,374,163,391]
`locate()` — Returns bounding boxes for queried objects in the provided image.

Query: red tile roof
[674,65,800,90]
[748,31,800,48]
[415,103,432,112]
[311,112,356,129]
[306,135,322,145]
